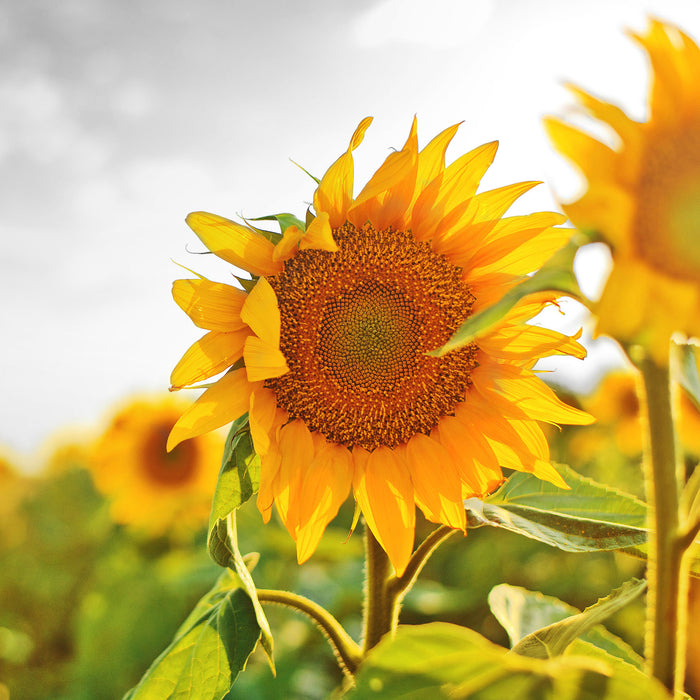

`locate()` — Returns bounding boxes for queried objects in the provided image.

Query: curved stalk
[388,525,458,599]
[257,588,362,677]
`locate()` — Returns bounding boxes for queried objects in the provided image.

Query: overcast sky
[3,0,699,461]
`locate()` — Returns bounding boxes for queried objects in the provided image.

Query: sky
[3,0,700,463]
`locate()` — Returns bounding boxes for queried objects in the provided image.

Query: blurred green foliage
[0,422,652,700]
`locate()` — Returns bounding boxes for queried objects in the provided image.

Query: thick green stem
[257,589,362,677]
[638,356,685,693]
[362,526,393,654]
[362,524,458,655]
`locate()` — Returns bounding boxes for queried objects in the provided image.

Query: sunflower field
[3,14,700,700]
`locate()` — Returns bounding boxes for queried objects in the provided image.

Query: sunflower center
[635,124,700,280]
[142,424,199,486]
[265,222,479,451]
[320,280,421,392]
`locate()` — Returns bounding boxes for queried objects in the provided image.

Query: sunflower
[572,367,700,459]
[545,19,700,364]
[90,395,223,536]
[168,118,592,574]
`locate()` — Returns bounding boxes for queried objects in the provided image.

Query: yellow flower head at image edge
[90,395,223,535]
[546,19,700,363]
[168,118,593,575]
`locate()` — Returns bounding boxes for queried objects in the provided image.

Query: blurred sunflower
[90,395,223,536]
[571,367,700,460]
[168,118,592,574]
[545,19,700,364]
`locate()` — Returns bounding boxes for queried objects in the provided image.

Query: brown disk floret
[265,222,478,451]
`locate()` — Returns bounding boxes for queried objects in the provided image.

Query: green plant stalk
[638,355,685,693]
[362,524,458,655]
[361,526,393,654]
[257,589,362,677]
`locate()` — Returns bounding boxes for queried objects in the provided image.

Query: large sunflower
[545,19,700,363]
[91,395,223,535]
[168,118,592,574]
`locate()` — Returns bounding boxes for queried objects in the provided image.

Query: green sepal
[234,276,256,293]
[290,158,321,184]
[248,213,306,234]
[123,570,262,700]
[430,233,588,357]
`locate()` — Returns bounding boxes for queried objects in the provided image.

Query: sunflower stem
[362,526,394,654]
[257,588,362,679]
[638,354,686,693]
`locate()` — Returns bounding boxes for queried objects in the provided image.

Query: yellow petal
[543,117,617,181]
[415,122,461,193]
[244,335,289,382]
[249,387,278,456]
[313,117,373,228]
[435,415,503,496]
[186,211,282,277]
[170,329,249,389]
[300,211,338,252]
[167,369,254,450]
[257,441,282,523]
[240,276,281,347]
[172,279,247,332]
[274,419,314,534]
[405,434,465,530]
[352,446,415,576]
[272,225,304,262]
[295,441,353,563]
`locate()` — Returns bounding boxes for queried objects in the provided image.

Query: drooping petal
[274,419,315,534]
[295,441,353,563]
[186,211,282,277]
[352,446,415,575]
[249,387,278,456]
[167,369,255,451]
[405,433,465,530]
[170,329,249,389]
[172,279,248,332]
[244,335,289,382]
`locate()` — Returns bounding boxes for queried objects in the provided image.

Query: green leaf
[504,579,645,660]
[430,234,586,357]
[124,571,261,700]
[208,513,274,672]
[465,464,647,552]
[488,583,644,669]
[208,416,259,530]
[677,342,700,412]
[247,213,305,234]
[349,623,670,699]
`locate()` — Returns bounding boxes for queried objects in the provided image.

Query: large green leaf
[505,579,645,660]
[207,418,273,671]
[430,234,586,357]
[488,583,644,669]
[208,514,274,671]
[124,572,260,700]
[208,416,259,530]
[349,623,669,699]
[464,464,647,552]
